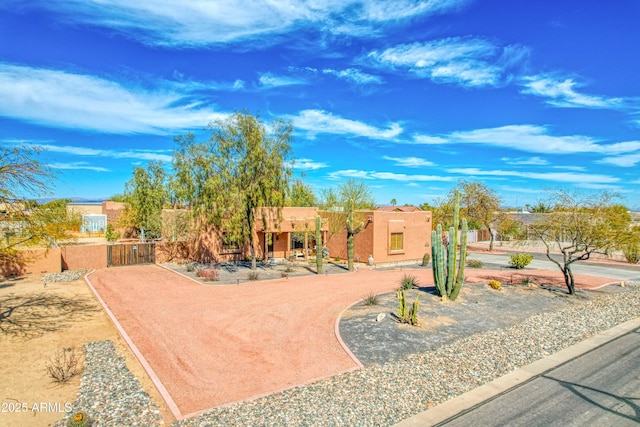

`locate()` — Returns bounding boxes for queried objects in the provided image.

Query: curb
[83,270,184,421]
[394,316,640,426]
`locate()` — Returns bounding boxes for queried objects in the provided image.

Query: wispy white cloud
[521,73,627,109]
[48,162,110,172]
[288,158,328,170]
[383,156,435,167]
[322,68,382,85]
[501,156,548,165]
[0,63,225,134]
[412,124,640,155]
[289,109,403,140]
[22,0,467,47]
[258,73,307,88]
[367,37,529,88]
[599,152,640,167]
[328,169,454,182]
[36,143,173,162]
[450,167,618,184]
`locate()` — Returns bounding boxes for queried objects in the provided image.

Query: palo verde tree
[0,145,78,260]
[528,190,631,295]
[286,178,316,207]
[172,111,293,270]
[457,180,501,251]
[120,161,168,241]
[319,178,375,270]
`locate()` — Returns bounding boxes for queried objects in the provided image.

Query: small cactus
[67,411,89,427]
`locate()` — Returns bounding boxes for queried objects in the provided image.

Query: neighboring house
[376,205,422,212]
[325,209,432,265]
[66,201,126,235]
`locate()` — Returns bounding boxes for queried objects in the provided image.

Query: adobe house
[324,208,432,266]
[254,207,328,261]
[159,207,328,263]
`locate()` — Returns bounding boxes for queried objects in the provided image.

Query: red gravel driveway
[86,265,617,419]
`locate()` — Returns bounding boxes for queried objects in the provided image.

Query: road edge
[394,316,640,427]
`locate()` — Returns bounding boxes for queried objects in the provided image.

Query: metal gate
[107,243,156,267]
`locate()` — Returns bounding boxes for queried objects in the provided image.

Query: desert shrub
[197,267,219,281]
[362,292,379,306]
[622,243,640,264]
[105,224,120,242]
[334,256,341,262]
[421,252,431,266]
[247,271,260,281]
[488,279,502,290]
[509,253,534,269]
[399,273,419,290]
[466,258,483,268]
[281,271,288,278]
[186,262,200,272]
[46,347,83,383]
[521,276,534,285]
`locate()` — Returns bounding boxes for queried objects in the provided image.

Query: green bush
[399,273,419,290]
[509,253,534,269]
[622,243,640,264]
[421,252,431,266]
[488,279,502,290]
[466,258,483,268]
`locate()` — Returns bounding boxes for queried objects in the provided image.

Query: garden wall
[61,245,107,270]
[0,248,61,278]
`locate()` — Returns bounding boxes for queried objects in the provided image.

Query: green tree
[457,181,501,251]
[528,191,630,295]
[319,178,375,245]
[286,179,316,207]
[121,161,168,241]
[173,112,293,269]
[390,198,397,206]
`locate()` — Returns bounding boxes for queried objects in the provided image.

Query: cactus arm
[451,218,468,301]
[446,225,456,296]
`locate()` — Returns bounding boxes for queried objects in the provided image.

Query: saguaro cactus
[431,191,468,301]
[315,215,323,274]
[346,199,364,272]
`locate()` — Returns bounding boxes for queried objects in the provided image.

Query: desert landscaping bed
[2,264,638,427]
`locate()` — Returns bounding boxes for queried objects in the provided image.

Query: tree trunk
[347,232,355,272]
[563,267,575,295]
[250,244,257,270]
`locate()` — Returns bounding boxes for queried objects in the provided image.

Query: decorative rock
[376,313,386,322]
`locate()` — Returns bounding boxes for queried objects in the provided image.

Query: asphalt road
[438,327,640,427]
[467,251,640,282]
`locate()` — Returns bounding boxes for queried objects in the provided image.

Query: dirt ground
[0,258,622,426]
[0,274,174,427]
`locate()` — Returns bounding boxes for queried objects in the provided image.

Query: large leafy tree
[121,161,168,240]
[528,191,630,295]
[173,112,293,269]
[286,178,316,207]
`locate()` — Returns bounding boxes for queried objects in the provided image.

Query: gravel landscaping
[57,279,639,427]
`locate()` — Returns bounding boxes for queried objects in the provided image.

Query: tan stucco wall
[1,248,62,277]
[61,245,107,270]
[325,210,432,265]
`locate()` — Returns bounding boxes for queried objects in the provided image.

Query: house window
[221,233,241,254]
[390,233,404,252]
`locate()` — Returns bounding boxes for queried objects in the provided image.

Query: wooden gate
[107,243,156,267]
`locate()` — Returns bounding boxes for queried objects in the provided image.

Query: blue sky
[1,1,639,208]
